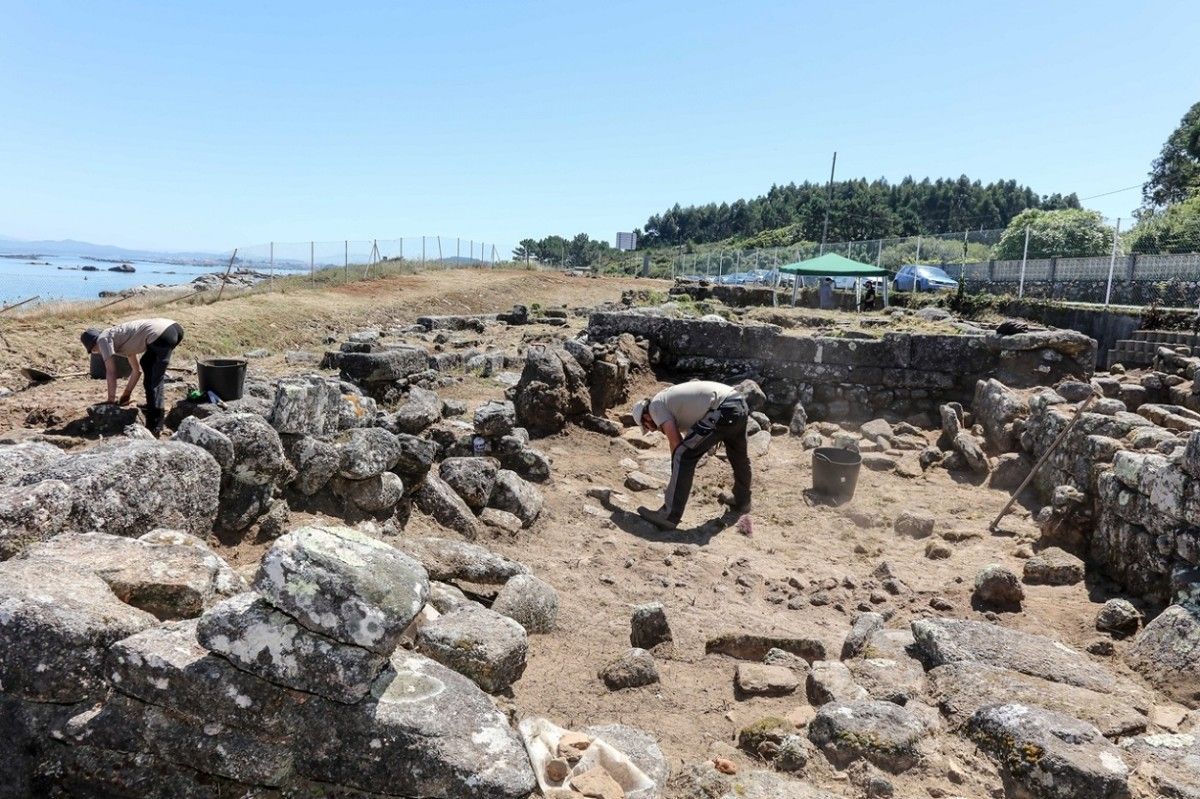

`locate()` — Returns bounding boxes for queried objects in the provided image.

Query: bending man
[631,380,751,531]
[81,318,184,435]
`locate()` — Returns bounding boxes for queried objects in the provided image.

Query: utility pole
[819,151,837,255]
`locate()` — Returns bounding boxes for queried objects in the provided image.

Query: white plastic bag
[518,716,657,799]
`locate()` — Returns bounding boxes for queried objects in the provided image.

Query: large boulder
[415,605,529,693]
[513,345,592,437]
[329,472,404,514]
[0,557,157,702]
[439,456,499,512]
[23,531,244,620]
[807,700,933,773]
[269,375,341,436]
[389,536,528,584]
[387,386,443,434]
[253,525,430,654]
[489,469,543,527]
[973,378,1028,452]
[171,416,235,470]
[206,413,288,486]
[279,434,340,495]
[474,400,517,438]
[326,347,429,385]
[0,441,66,486]
[1121,732,1200,799]
[414,472,483,538]
[17,440,220,540]
[299,651,536,798]
[926,662,1147,738]
[491,573,559,634]
[197,592,387,703]
[335,427,403,480]
[0,479,73,559]
[390,432,439,485]
[108,619,302,733]
[968,704,1130,799]
[1127,602,1200,708]
[912,618,1117,693]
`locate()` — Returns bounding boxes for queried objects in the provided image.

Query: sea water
[0,254,276,304]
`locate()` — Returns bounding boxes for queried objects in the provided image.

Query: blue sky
[2,0,1198,255]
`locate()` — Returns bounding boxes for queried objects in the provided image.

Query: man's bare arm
[119,357,141,405]
[660,418,683,453]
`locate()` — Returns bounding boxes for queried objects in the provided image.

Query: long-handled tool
[988,392,1095,532]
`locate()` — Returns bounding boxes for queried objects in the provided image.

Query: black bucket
[197,358,247,401]
[90,352,132,379]
[812,446,863,503]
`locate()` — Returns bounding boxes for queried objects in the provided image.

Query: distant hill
[0,236,220,262]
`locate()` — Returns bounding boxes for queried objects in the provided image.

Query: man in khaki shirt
[631,380,751,530]
[81,318,184,435]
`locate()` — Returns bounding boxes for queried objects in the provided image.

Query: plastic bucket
[197,358,247,401]
[90,352,133,379]
[812,446,863,503]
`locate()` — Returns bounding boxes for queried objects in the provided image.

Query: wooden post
[216,249,239,302]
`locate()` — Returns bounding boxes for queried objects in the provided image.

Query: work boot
[718,492,752,514]
[637,506,678,531]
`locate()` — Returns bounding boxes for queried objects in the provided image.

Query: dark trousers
[662,395,752,523]
[140,323,183,427]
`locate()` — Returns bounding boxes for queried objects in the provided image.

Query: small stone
[1095,599,1141,635]
[630,602,673,652]
[973,564,1024,609]
[712,757,737,775]
[808,660,868,705]
[599,648,659,690]
[894,511,935,538]
[1087,638,1116,656]
[558,730,591,762]
[545,758,570,783]
[624,471,663,492]
[491,573,559,634]
[924,540,952,560]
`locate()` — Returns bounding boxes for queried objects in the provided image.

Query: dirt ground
[0,269,1166,798]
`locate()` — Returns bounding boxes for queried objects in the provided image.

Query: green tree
[511,238,538,262]
[1126,196,1200,254]
[992,209,1116,260]
[1144,101,1200,209]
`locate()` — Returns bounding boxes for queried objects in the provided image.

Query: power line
[1078,184,1143,201]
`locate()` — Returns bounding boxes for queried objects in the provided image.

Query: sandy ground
[0,268,1169,798]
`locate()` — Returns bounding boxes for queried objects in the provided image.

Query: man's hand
[660,419,683,453]
[117,394,133,407]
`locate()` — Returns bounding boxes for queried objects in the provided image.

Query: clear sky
[2,0,1198,255]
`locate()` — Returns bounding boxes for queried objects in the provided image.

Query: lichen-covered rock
[670,762,840,799]
[197,592,387,703]
[1127,602,1200,708]
[141,702,295,786]
[968,704,1130,799]
[1096,598,1142,635]
[0,557,157,702]
[841,612,885,659]
[390,536,528,584]
[254,525,429,654]
[513,345,592,437]
[337,389,378,430]
[1121,732,1200,799]
[25,531,244,620]
[973,378,1028,452]
[390,432,439,485]
[631,601,673,652]
[269,375,341,436]
[279,434,340,496]
[807,700,933,773]
[927,662,1147,738]
[491,573,559,633]
[0,441,66,486]
[497,443,552,483]
[171,416,235,470]
[439,456,499,512]
[215,479,273,534]
[474,399,516,437]
[205,413,288,486]
[912,618,1117,693]
[18,439,220,541]
[108,619,302,733]
[415,605,528,693]
[0,479,73,559]
[807,660,868,705]
[847,657,927,706]
[387,386,443,434]
[489,468,543,526]
[334,427,402,480]
[414,471,482,538]
[299,651,536,798]
[327,347,429,384]
[330,471,404,513]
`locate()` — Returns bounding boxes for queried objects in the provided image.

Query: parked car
[893,265,958,292]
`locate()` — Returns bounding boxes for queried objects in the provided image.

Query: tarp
[777,253,889,277]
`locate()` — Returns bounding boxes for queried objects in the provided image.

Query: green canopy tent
[778,253,891,308]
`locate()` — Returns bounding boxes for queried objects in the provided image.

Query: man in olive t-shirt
[631,380,751,530]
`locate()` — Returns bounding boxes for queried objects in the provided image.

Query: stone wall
[587,312,1097,423]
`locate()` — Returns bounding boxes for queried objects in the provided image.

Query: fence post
[1126,253,1137,281]
[1048,257,1058,297]
[875,239,883,267]
[269,242,274,292]
[437,236,443,267]
[310,242,314,286]
[1104,218,1122,307]
[456,238,460,263]
[1018,225,1030,298]
[421,236,426,269]
[344,240,348,281]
